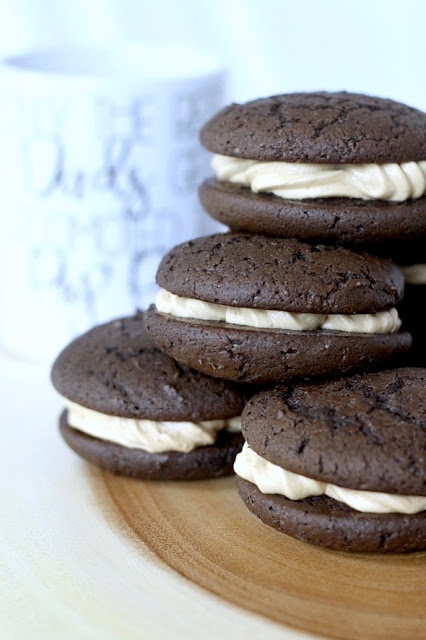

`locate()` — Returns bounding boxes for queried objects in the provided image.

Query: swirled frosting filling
[212,154,426,202]
[234,443,426,514]
[65,400,241,453]
[156,289,401,334]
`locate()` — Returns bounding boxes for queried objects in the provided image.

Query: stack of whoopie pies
[198,91,426,366]
[146,91,426,552]
[52,91,425,553]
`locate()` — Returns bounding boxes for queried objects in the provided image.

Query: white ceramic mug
[0,43,225,362]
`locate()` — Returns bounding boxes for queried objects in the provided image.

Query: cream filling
[399,263,426,285]
[66,400,241,454]
[156,289,401,334]
[234,443,426,515]
[212,154,426,202]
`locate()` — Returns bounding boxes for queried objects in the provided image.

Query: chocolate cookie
[147,233,411,383]
[199,92,426,245]
[234,368,426,552]
[200,92,426,163]
[237,480,425,553]
[199,178,426,245]
[155,233,403,313]
[51,312,246,480]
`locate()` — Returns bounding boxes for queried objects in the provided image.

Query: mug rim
[1,41,226,85]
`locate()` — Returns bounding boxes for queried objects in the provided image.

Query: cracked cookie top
[156,233,404,314]
[51,312,246,420]
[242,368,426,495]
[200,91,426,163]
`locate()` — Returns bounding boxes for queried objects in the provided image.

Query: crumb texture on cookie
[200,91,426,163]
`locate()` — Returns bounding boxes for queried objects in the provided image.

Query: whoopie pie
[51,312,247,480]
[146,233,411,383]
[235,367,426,552]
[199,91,426,247]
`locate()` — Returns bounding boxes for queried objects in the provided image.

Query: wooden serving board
[1,354,425,640]
[98,474,426,640]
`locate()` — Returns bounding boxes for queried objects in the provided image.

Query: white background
[1,0,424,109]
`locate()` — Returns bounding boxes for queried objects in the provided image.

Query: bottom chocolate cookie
[236,478,426,553]
[146,307,411,383]
[60,412,244,481]
[199,178,426,245]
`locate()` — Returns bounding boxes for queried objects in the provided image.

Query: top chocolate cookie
[200,92,426,163]
[242,367,426,495]
[51,312,246,421]
[156,233,404,314]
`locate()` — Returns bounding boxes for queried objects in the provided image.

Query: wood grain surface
[95,472,426,640]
